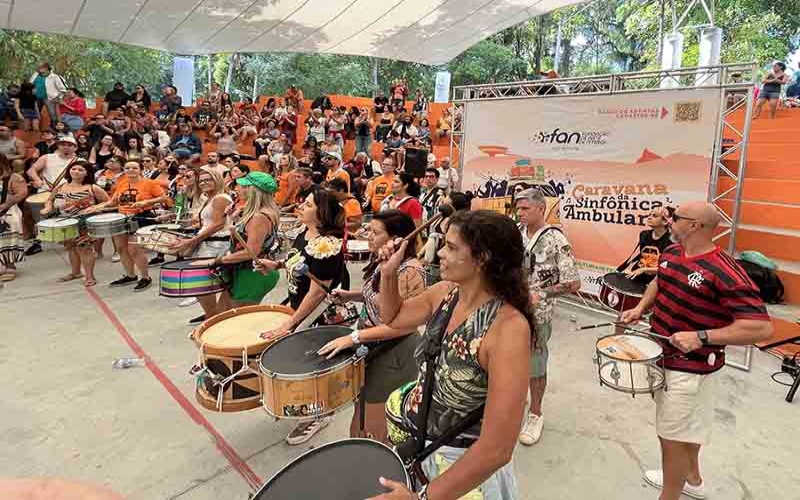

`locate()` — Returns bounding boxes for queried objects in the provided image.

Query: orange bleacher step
[716,200,800,232]
[717,178,800,206]
[717,225,800,264]
[722,159,800,181]
[776,269,800,306]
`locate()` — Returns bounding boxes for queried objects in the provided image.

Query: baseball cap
[58,136,77,146]
[324,150,342,162]
[237,171,278,194]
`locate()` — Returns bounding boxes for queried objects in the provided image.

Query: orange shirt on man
[365,173,394,213]
[325,167,351,193]
[113,178,165,215]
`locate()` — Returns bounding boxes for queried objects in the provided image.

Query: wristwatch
[350,329,361,345]
[418,484,429,500]
[697,330,709,345]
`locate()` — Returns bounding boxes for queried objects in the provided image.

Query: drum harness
[192,339,260,412]
[396,296,487,488]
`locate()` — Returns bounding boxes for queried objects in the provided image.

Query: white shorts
[655,370,714,445]
[193,240,229,259]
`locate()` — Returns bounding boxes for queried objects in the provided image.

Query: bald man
[621,201,772,500]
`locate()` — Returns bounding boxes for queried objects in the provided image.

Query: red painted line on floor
[86,288,264,492]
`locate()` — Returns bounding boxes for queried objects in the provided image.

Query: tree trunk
[561,38,573,76]
[532,17,543,74]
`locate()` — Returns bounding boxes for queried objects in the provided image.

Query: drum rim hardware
[252,438,410,497]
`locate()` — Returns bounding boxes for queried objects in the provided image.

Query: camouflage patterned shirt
[519,224,580,324]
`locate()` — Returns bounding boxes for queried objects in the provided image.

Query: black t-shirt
[620,229,672,284]
[285,230,345,310]
[35,140,58,157]
[105,90,130,111]
[193,109,217,126]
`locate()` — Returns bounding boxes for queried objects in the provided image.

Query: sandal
[84,278,97,287]
[58,273,84,282]
[0,272,16,282]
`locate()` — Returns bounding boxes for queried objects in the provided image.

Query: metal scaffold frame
[449,62,758,371]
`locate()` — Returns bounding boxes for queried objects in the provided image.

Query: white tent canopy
[3,0,584,65]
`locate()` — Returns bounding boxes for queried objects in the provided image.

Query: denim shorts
[20,108,40,120]
[420,444,519,500]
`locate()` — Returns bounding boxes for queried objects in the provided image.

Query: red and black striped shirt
[651,244,769,374]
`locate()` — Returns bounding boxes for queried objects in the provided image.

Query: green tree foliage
[0,29,171,98]
[1,0,796,101]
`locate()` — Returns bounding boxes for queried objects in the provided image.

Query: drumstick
[229,226,259,261]
[402,203,455,245]
[575,322,616,331]
[292,262,333,295]
[44,157,77,203]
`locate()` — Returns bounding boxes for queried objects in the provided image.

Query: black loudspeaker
[404,147,429,178]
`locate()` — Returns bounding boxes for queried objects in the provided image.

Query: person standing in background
[437,157,459,193]
[754,61,789,119]
[515,188,581,447]
[30,62,67,130]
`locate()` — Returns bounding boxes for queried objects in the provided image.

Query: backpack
[737,259,784,304]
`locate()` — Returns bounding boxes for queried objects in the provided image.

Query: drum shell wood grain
[193,304,295,412]
[260,357,365,419]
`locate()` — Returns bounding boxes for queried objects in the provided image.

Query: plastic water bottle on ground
[112,357,146,369]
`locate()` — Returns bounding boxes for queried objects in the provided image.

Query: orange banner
[461,89,722,293]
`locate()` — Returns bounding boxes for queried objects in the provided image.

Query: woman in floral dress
[372,210,534,500]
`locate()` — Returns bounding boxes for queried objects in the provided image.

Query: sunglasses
[199,178,214,183]
[671,213,696,223]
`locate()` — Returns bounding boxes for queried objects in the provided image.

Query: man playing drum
[515,188,581,446]
[621,201,772,500]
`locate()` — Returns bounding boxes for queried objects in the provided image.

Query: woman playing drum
[255,188,347,445]
[171,168,232,323]
[43,160,110,286]
[85,159,169,291]
[190,171,281,323]
[368,210,532,500]
[318,209,425,443]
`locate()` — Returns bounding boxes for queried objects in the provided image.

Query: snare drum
[193,304,294,412]
[346,239,371,263]
[36,218,79,243]
[135,224,183,255]
[252,439,409,500]
[599,272,647,314]
[595,332,665,396]
[27,191,52,222]
[159,259,229,297]
[259,325,365,419]
[86,213,134,238]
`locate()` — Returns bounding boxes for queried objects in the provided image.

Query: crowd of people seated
[0,63,462,283]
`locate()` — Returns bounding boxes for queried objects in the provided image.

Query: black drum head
[259,326,354,375]
[602,272,647,295]
[253,439,407,500]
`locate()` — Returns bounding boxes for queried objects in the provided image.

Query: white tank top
[0,137,17,157]
[200,193,232,237]
[42,153,75,189]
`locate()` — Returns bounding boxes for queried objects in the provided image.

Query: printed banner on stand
[461,89,721,294]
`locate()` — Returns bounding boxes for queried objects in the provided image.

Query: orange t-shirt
[342,197,362,219]
[366,174,394,213]
[325,167,351,193]
[275,172,298,207]
[113,178,165,215]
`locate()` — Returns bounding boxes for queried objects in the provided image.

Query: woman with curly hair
[374,209,533,500]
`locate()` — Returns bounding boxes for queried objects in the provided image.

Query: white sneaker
[178,297,198,307]
[644,469,706,499]
[286,417,331,446]
[111,253,121,263]
[519,413,543,446]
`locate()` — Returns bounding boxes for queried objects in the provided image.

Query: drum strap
[402,290,489,486]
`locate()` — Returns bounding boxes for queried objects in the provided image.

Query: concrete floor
[1,247,796,499]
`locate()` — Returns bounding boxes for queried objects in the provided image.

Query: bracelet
[350,329,361,345]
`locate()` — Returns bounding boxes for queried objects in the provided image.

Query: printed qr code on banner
[674,101,702,123]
